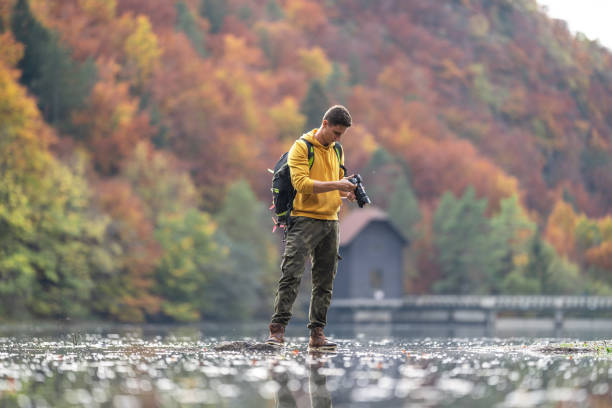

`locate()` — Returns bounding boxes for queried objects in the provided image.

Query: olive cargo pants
[271,216,339,329]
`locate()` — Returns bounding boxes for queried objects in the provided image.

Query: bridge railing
[331,296,612,311]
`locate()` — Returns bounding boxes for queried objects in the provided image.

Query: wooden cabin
[334,207,408,299]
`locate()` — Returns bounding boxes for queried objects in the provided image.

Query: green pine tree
[348,53,364,85]
[524,229,552,293]
[361,147,406,209]
[364,147,394,170]
[11,0,96,130]
[300,80,330,131]
[388,174,421,241]
[154,209,226,322]
[199,0,227,33]
[213,180,278,320]
[176,1,207,57]
[326,63,350,104]
[265,0,284,21]
[518,228,582,295]
[433,187,502,294]
[488,195,535,293]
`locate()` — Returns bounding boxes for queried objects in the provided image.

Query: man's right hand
[312,177,356,194]
[336,177,357,193]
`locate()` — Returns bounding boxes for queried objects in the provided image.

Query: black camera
[348,174,371,208]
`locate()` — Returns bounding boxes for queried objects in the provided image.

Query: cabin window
[370,268,383,290]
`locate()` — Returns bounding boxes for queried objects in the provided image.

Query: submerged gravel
[0,330,610,407]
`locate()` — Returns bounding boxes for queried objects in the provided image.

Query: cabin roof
[339,206,407,246]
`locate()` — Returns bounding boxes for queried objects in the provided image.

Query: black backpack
[269,137,345,234]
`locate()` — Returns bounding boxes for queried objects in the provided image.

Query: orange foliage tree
[73,60,153,174]
[94,179,161,322]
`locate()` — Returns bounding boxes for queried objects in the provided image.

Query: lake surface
[0,323,611,407]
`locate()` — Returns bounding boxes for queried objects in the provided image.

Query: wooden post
[485,309,496,333]
[554,308,564,331]
[447,309,455,323]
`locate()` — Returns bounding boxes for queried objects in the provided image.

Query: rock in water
[247,342,280,352]
[213,341,250,351]
[213,341,280,352]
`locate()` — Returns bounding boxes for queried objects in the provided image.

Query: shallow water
[0,326,611,407]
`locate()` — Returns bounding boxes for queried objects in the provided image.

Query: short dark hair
[323,105,352,127]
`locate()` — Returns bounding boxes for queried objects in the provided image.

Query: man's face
[320,120,348,146]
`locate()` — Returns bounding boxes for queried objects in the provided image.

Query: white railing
[331,296,612,311]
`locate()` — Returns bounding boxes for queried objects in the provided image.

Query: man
[266,105,356,351]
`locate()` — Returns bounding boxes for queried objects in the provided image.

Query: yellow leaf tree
[298,47,332,82]
[544,199,577,258]
[268,96,306,142]
[124,15,161,89]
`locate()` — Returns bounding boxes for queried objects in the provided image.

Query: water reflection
[308,353,333,408]
[273,352,333,408]
[1,326,612,407]
[328,321,612,342]
[273,368,297,408]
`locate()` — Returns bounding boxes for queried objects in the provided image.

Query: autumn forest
[2,0,612,323]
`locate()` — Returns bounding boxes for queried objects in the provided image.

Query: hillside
[2,0,612,321]
[8,0,612,212]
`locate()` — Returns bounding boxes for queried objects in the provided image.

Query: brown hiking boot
[266,323,285,347]
[308,327,337,351]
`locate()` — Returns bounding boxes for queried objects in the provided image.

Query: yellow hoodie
[288,128,345,220]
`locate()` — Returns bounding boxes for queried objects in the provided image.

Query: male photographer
[267,105,356,351]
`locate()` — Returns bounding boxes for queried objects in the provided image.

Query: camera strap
[340,163,347,177]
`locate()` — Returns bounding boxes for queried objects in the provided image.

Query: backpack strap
[300,137,315,169]
[299,137,346,176]
[333,142,347,177]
